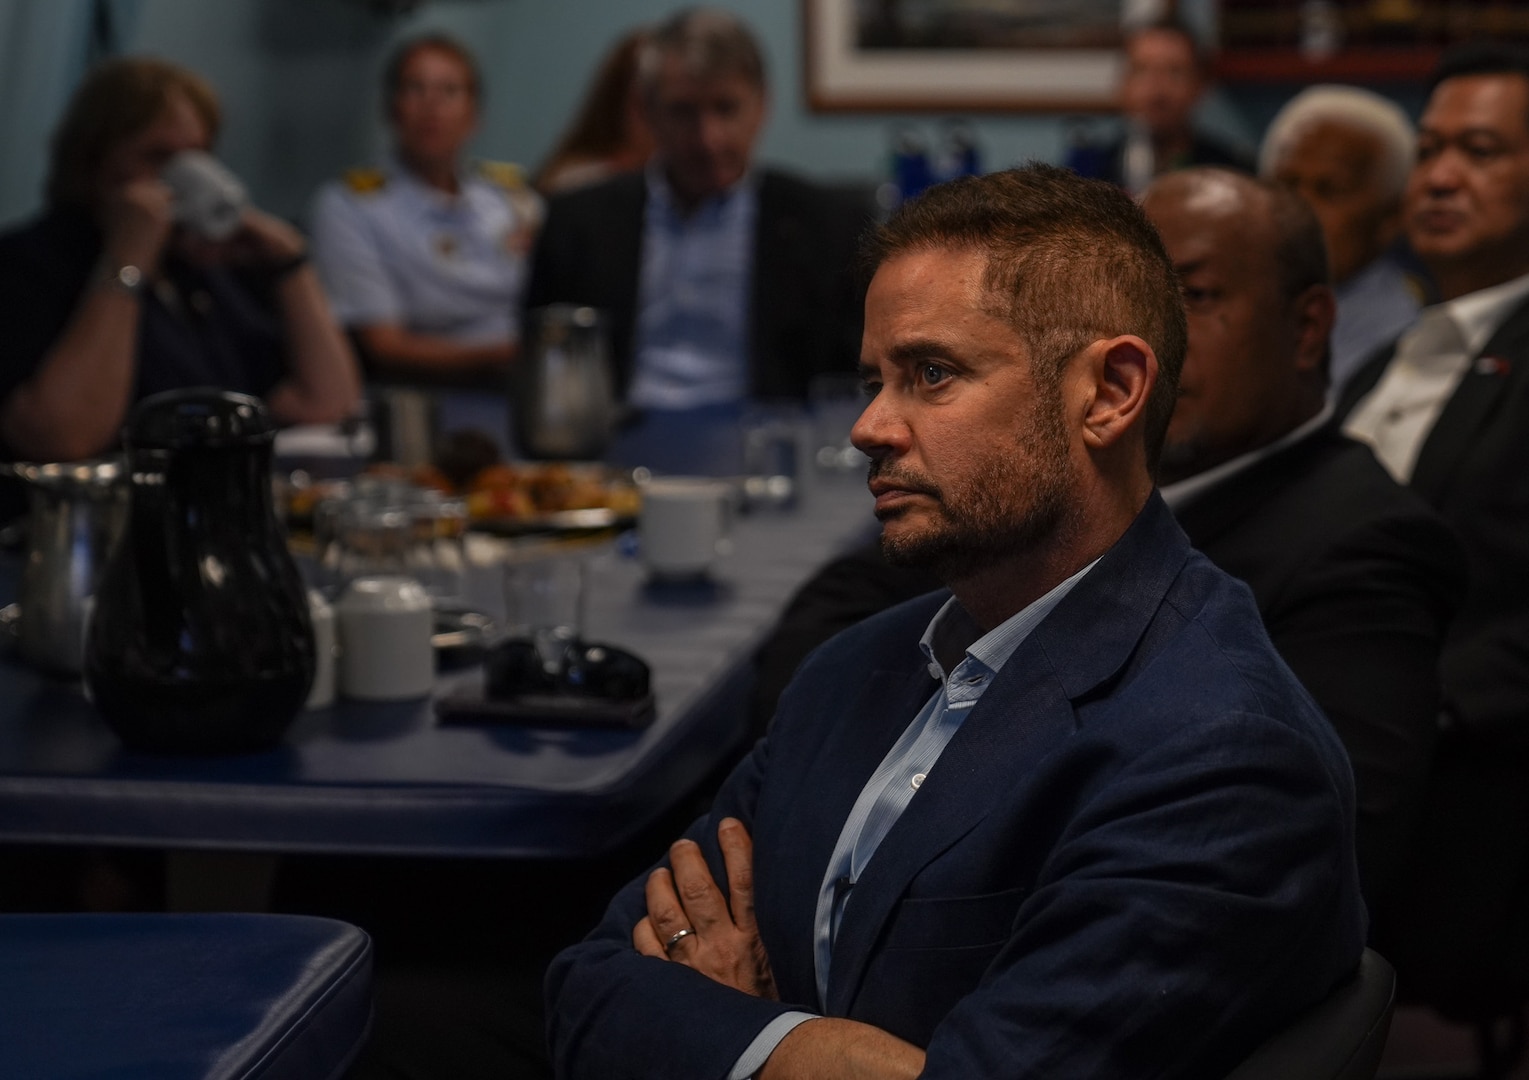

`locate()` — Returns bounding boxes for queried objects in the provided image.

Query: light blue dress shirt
[728,559,1098,1079]
[627,165,757,410]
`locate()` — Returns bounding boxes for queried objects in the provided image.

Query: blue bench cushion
[0,913,372,1080]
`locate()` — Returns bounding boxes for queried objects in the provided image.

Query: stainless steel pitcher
[514,305,617,461]
[11,460,128,674]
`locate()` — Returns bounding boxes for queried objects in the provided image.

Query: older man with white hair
[1261,85,1423,393]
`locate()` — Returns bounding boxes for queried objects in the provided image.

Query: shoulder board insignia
[476,160,529,192]
[1402,272,1431,308]
[343,167,388,195]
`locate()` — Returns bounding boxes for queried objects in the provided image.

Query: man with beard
[754,169,1462,917]
[546,165,1363,1079]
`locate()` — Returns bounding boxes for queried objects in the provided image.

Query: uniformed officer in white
[311,34,541,379]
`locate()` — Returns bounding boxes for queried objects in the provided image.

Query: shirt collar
[645,159,756,220]
[918,557,1100,681]
[1335,255,1405,304]
[1441,269,1529,357]
[388,155,467,212]
[1160,401,1334,512]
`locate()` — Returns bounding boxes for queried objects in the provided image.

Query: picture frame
[1215,0,1529,83]
[802,0,1124,113]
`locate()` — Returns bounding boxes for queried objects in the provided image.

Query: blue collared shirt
[627,164,757,409]
[728,560,1098,1079]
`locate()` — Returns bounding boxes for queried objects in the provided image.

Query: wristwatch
[96,259,147,296]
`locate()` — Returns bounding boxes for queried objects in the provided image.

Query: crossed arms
[633,817,923,1080]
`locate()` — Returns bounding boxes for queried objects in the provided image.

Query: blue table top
[0,473,876,858]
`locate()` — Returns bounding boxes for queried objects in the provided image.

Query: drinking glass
[503,554,587,671]
[808,373,868,472]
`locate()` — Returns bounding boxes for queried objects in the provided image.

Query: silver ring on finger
[664,927,696,953]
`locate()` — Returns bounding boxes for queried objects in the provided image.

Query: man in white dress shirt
[1334,43,1529,1038]
[1338,43,1529,750]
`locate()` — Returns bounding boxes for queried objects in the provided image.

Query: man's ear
[1078,335,1156,452]
[1292,284,1337,376]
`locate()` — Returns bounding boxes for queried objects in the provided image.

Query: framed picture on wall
[1217,0,1529,82]
[803,0,1125,112]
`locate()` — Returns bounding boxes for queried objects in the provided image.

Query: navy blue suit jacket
[547,496,1365,1078]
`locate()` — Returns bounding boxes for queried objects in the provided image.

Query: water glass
[808,373,868,472]
[503,555,587,670]
[741,405,805,509]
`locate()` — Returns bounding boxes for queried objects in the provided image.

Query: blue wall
[0,0,1410,229]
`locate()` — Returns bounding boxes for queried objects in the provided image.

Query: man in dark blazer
[524,9,867,413]
[547,166,1364,1078]
[1335,44,1529,1026]
[1146,170,1464,911]
[1338,44,1529,752]
[754,169,1463,917]
[1068,19,1250,193]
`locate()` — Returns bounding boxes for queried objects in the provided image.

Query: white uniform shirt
[310,159,542,345]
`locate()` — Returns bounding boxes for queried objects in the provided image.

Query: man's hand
[633,817,778,999]
[180,205,308,270]
[235,206,308,264]
[101,178,176,274]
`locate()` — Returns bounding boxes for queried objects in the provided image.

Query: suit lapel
[824,648,1076,1016]
[1410,296,1529,503]
[1334,342,1396,421]
[605,175,648,390]
[748,171,802,391]
[1173,431,1333,551]
[766,659,938,1007]
[824,496,1193,1015]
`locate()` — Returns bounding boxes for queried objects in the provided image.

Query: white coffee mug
[334,575,434,701]
[305,589,337,710]
[639,477,732,579]
[162,149,248,241]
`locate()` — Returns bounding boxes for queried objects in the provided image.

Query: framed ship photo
[803,0,1126,112]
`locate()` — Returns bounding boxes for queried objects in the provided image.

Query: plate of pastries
[286,431,640,537]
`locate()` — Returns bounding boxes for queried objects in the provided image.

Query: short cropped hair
[383,33,482,110]
[1259,85,1415,202]
[1428,41,1529,98]
[47,57,220,209]
[637,7,766,99]
[864,164,1187,467]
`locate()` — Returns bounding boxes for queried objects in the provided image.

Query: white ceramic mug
[334,575,434,701]
[305,589,337,710]
[639,477,732,579]
[161,149,247,241]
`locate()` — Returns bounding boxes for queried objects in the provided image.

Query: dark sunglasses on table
[487,637,650,701]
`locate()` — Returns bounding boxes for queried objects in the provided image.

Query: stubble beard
[874,397,1077,584]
